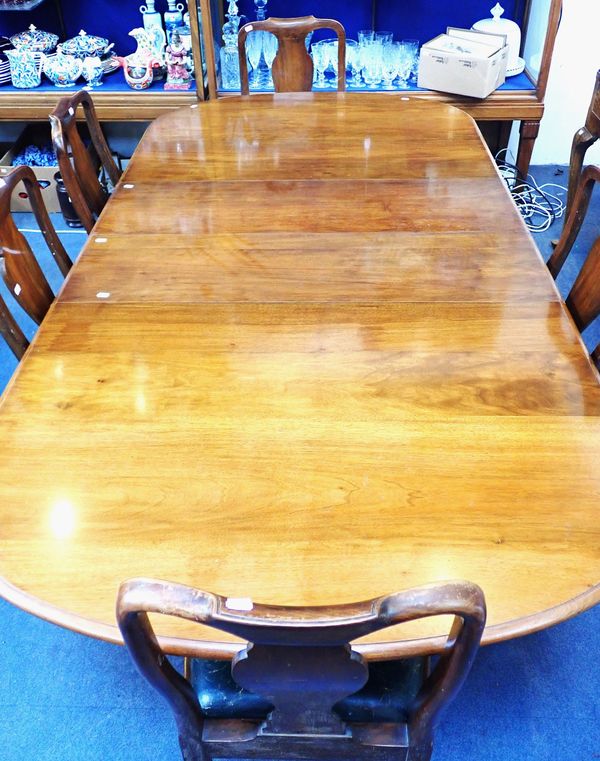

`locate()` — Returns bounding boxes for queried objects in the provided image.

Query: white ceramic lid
[472,3,521,71]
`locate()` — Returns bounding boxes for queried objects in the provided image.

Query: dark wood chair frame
[117,578,486,761]
[564,69,600,223]
[238,16,346,96]
[0,165,72,359]
[49,90,122,234]
[547,164,600,369]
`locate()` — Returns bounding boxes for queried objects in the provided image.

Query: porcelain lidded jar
[61,30,110,59]
[10,24,58,54]
[472,3,523,76]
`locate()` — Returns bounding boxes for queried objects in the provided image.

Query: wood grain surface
[0,94,598,660]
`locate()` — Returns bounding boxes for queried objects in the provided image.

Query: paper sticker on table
[225,597,254,611]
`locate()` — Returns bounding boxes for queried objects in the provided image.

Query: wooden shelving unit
[199,0,562,176]
[0,0,206,121]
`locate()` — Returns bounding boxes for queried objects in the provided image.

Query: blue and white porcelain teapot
[43,46,83,87]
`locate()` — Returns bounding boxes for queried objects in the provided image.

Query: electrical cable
[494,148,567,233]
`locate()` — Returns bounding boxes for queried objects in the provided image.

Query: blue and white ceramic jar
[5,47,45,88]
[10,24,58,54]
[61,30,110,59]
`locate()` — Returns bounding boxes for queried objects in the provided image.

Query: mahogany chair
[547,164,600,369]
[564,70,600,223]
[0,165,72,359]
[238,16,346,95]
[49,90,121,234]
[117,578,486,761]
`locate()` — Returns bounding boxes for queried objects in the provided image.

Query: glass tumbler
[362,39,383,89]
[375,31,393,45]
[401,38,420,83]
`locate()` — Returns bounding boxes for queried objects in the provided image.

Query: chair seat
[191,656,427,723]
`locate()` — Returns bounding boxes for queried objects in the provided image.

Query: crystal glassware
[345,39,360,87]
[357,30,374,87]
[396,40,413,88]
[220,0,242,90]
[375,31,393,45]
[254,0,267,20]
[381,41,400,89]
[311,40,328,88]
[401,38,419,84]
[361,38,383,89]
[357,29,374,45]
[261,31,278,89]
[321,38,339,88]
[245,29,263,88]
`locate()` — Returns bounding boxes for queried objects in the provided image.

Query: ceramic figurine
[43,46,83,87]
[5,47,45,88]
[164,1,185,40]
[164,30,191,90]
[139,0,164,32]
[82,56,104,88]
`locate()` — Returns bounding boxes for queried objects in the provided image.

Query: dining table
[0,93,598,664]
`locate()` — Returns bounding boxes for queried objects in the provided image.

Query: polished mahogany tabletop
[0,94,598,659]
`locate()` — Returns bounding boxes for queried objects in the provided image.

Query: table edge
[1,574,598,661]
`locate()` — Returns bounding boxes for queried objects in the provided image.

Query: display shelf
[202,0,561,176]
[219,71,537,95]
[0,80,198,121]
[0,0,206,119]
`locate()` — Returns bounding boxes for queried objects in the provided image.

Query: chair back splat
[0,165,72,359]
[50,90,121,234]
[117,578,486,761]
[238,16,346,95]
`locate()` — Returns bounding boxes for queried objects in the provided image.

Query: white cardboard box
[417,27,508,99]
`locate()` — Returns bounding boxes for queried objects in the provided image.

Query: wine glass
[245,30,263,89]
[396,41,413,88]
[345,39,360,87]
[381,42,401,89]
[361,39,383,89]
[400,39,419,84]
[321,38,339,87]
[311,41,328,88]
[357,30,374,86]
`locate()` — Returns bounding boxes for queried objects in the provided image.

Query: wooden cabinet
[198,0,562,175]
[0,0,561,174]
[0,0,208,120]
